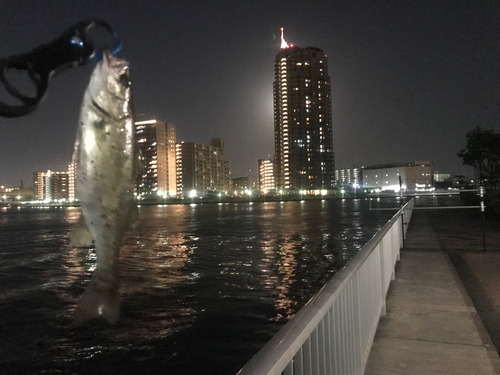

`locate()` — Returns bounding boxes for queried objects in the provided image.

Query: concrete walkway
[365,210,500,375]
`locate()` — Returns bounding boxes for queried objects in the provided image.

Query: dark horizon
[1,0,498,187]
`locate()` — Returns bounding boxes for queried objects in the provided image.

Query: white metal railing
[237,198,414,375]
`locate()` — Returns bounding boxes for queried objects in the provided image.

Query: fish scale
[71,50,138,325]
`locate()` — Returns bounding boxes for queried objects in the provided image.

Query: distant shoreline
[0,189,473,209]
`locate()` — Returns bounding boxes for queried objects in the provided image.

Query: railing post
[389,235,396,281]
[303,336,312,375]
[395,216,401,261]
[400,206,405,249]
[378,242,386,317]
[295,347,304,375]
[353,274,363,375]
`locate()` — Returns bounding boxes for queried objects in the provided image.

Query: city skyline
[1,1,498,187]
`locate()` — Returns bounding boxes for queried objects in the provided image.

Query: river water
[0,199,399,374]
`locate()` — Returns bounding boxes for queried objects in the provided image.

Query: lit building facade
[274,29,335,192]
[33,170,70,201]
[434,172,451,182]
[362,161,433,191]
[335,167,362,187]
[258,159,275,193]
[135,119,177,198]
[68,162,76,201]
[176,138,230,197]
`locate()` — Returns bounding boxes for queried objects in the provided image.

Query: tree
[458,126,500,189]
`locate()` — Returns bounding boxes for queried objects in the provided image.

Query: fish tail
[74,278,120,325]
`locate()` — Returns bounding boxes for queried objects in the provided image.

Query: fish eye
[119,73,130,88]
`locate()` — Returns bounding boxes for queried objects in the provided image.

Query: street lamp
[189,189,196,204]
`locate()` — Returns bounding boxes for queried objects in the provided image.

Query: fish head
[87,50,131,119]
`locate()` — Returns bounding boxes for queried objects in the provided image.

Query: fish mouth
[102,50,131,89]
[103,50,129,72]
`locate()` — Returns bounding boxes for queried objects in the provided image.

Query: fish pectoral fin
[69,219,94,248]
[129,202,139,229]
[74,279,120,326]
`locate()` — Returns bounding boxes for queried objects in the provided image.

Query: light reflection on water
[0,199,397,375]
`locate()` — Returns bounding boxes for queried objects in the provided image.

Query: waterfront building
[176,138,230,197]
[68,162,76,201]
[435,174,475,190]
[258,159,275,193]
[434,172,451,182]
[274,28,335,193]
[232,177,249,194]
[362,161,433,192]
[33,170,70,201]
[0,185,34,202]
[135,119,177,198]
[335,166,362,187]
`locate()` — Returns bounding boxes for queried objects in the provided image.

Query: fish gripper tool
[0,19,122,118]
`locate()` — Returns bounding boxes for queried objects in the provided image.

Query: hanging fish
[71,50,139,325]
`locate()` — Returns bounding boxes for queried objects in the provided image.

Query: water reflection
[255,201,340,320]
[121,205,192,294]
[260,202,302,319]
[0,201,398,375]
[256,199,395,321]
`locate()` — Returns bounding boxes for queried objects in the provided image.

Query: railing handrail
[238,199,414,375]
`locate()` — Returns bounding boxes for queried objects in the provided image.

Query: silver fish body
[72,51,138,325]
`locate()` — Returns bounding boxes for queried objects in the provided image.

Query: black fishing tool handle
[0,20,120,118]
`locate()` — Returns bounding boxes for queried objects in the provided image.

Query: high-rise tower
[135,119,177,198]
[274,28,335,192]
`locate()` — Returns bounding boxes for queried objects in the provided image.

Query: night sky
[0,0,498,187]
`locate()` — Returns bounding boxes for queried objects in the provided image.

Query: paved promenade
[365,209,500,375]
